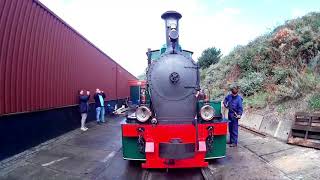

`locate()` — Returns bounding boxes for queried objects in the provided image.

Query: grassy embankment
[201,12,320,113]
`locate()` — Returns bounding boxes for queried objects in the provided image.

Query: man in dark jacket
[94,88,106,124]
[79,90,90,131]
[223,83,243,147]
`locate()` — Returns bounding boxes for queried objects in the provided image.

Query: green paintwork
[205,135,227,158]
[198,100,222,115]
[182,50,193,57]
[130,86,140,105]
[150,50,161,60]
[122,135,226,160]
[130,85,150,105]
[198,100,227,158]
[122,99,227,160]
[160,45,166,55]
[197,100,223,122]
[150,44,192,61]
[122,137,146,160]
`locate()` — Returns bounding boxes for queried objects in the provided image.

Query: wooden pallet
[288,112,320,149]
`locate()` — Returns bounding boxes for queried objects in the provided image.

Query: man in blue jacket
[94,88,106,124]
[223,83,243,147]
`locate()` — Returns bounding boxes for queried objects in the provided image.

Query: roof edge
[33,0,137,79]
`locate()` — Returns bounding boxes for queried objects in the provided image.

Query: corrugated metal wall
[117,66,132,99]
[0,0,136,115]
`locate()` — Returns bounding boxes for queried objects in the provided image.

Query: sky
[40,0,320,76]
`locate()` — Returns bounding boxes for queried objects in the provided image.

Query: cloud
[223,7,241,15]
[291,8,306,18]
[40,0,263,76]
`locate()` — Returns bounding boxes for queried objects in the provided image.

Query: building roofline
[33,0,137,79]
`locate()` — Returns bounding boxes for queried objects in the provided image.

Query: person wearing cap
[223,83,243,147]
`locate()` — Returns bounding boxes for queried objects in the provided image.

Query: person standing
[223,84,243,147]
[79,90,90,131]
[94,88,106,124]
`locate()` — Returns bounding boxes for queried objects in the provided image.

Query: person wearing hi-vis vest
[223,83,243,147]
[94,88,106,124]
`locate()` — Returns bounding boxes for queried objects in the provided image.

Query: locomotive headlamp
[136,106,152,122]
[169,29,179,41]
[200,105,215,121]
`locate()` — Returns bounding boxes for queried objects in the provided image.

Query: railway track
[135,126,268,180]
[138,167,208,180]
[201,167,213,180]
[239,124,266,137]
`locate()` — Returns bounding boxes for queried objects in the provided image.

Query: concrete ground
[0,116,319,180]
[204,129,320,180]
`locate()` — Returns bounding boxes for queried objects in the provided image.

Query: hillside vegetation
[201,12,320,111]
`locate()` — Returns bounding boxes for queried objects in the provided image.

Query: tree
[198,47,222,69]
[137,73,146,80]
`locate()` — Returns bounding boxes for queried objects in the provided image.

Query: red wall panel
[11,0,25,112]
[0,0,10,114]
[116,65,136,99]
[2,0,16,113]
[0,0,137,115]
[15,0,30,113]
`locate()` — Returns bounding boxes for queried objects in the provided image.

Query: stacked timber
[288,112,320,149]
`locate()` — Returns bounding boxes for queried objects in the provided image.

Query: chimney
[161,11,182,53]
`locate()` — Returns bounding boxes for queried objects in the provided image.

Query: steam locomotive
[121,11,228,168]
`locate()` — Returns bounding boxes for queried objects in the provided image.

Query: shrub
[272,67,290,84]
[274,84,300,102]
[300,27,313,43]
[277,104,286,113]
[309,93,320,110]
[298,69,319,92]
[210,88,224,100]
[238,72,265,96]
[200,68,207,81]
[238,48,255,73]
[244,92,269,108]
